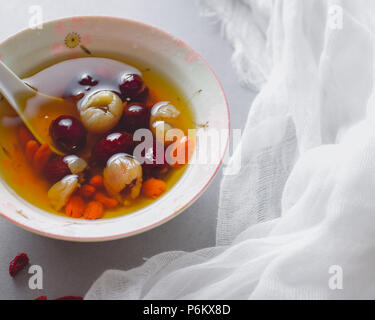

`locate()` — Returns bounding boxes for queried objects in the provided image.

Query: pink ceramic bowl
[0,16,229,241]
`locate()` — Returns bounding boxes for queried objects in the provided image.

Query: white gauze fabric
[86,0,375,299]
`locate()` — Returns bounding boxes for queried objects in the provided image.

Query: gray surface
[0,0,256,299]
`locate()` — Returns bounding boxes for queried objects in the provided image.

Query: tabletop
[0,0,256,299]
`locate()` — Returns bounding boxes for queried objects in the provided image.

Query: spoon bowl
[0,60,66,154]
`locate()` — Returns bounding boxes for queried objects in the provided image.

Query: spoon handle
[0,60,35,113]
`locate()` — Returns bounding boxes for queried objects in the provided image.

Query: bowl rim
[0,15,231,242]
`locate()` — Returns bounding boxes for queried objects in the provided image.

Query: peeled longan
[47,174,79,211]
[150,101,180,128]
[149,101,181,144]
[80,90,123,133]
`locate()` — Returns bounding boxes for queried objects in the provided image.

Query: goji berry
[9,253,29,277]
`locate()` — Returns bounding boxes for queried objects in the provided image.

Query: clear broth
[0,56,195,218]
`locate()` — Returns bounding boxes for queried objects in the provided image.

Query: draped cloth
[86,0,375,299]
